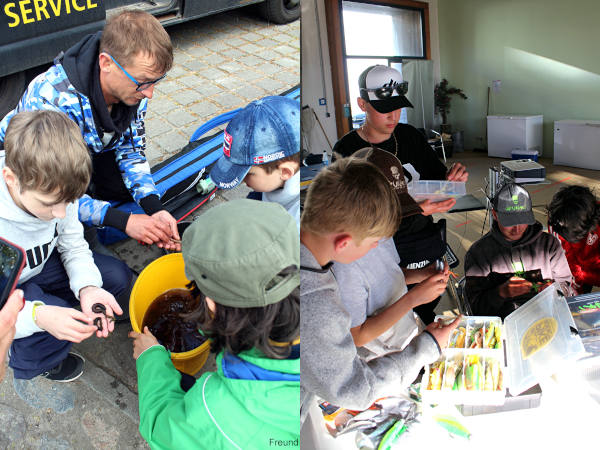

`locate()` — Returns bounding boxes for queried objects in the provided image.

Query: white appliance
[554,120,600,170]
[487,115,543,158]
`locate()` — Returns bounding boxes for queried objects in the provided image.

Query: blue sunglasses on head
[107,54,166,92]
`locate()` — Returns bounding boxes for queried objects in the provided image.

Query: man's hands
[446,162,468,182]
[35,305,97,342]
[498,276,533,299]
[425,316,462,349]
[419,198,456,216]
[125,210,181,251]
[128,326,159,360]
[0,290,24,381]
[152,210,181,251]
[79,286,123,338]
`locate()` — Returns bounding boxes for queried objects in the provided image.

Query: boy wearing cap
[210,96,301,226]
[465,183,572,319]
[332,148,451,361]
[332,65,468,324]
[130,199,299,450]
[300,157,459,444]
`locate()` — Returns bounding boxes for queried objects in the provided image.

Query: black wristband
[139,195,164,216]
[102,207,131,231]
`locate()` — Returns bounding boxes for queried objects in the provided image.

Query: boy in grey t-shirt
[333,237,448,362]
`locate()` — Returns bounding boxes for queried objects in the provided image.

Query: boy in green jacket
[129,199,300,449]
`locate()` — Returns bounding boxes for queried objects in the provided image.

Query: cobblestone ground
[145,9,300,166]
[0,10,299,450]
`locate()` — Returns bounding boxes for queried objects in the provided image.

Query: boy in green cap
[129,199,300,449]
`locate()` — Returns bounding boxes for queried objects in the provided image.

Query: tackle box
[422,284,585,406]
[407,180,466,201]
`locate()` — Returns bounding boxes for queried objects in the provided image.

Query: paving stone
[237,85,267,102]
[185,46,213,58]
[239,55,263,67]
[154,80,181,95]
[171,89,204,105]
[226,38,247,48]
[180,58,210,72]
[276,57,300,68]
[239,42,262,54]
[212,92,247,109]
[165,109,198,127]
[147,98,178,115]
[145,117,172,136]
[204,40,231,52]
[240,31,263,41]
[274,44,298,55]
[177,74,204,88]
[255,49,281,61]
[193,83,224,96]
[254,78,286,92]
[221,48,246,59]
[255,38,279,48]
[153,130,191,154]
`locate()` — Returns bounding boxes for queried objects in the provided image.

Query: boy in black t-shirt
[332,65,469,323]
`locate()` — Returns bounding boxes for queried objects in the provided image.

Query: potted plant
[434,79,467,134]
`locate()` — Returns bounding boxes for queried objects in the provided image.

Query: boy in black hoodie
[464,183,572,319]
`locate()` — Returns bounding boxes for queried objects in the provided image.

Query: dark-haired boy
[465,183,572,319]
[548,185,600,294]
[130,199,299,450]
[210,96,300,226]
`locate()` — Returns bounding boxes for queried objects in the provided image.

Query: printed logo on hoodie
[25,224,58,270]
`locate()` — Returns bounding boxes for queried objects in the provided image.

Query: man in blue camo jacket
[0,10,180,251]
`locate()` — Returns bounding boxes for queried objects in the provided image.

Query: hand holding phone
[0,289,24,381]
[0,238,25,309]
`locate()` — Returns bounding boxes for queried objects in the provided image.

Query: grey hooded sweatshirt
[0,156,102,339]
[465,221,572,318]
[300,243,440,423]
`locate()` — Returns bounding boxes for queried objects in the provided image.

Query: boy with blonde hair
[2,110,131,382]
[300,157,459,444]
[210,96,300,226]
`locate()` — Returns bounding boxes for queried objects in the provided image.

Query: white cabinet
[487,115,543,158]
[554,120,600,170]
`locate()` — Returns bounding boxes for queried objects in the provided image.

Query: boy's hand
[125,213,172,246]
[128,326,160,360]
[418,198,456,216]
[79,287,123,338]
[425,316,462,349]
[35,305,96,342]
[0,290,24,381]
[498,277,532,299]
[152,210,181,251]
[409,267,450,307]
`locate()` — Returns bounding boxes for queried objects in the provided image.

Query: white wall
[301,0,441,155]
[301,0,338,156]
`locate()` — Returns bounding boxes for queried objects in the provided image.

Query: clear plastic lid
[504,283,585,396]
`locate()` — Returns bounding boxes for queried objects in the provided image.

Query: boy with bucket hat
[129,199,299,449]
[465,182,572,319]
[209,96,300,226]
[332,65,468,324]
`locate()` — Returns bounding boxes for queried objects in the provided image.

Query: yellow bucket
[129,253,210,375]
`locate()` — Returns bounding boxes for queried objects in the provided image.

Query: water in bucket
[142,288,207,353]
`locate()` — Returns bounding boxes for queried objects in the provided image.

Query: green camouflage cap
[182,199,299,308]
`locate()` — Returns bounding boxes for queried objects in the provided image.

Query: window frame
[324,0,431,137]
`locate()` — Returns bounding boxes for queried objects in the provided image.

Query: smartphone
[0,237,25,309]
